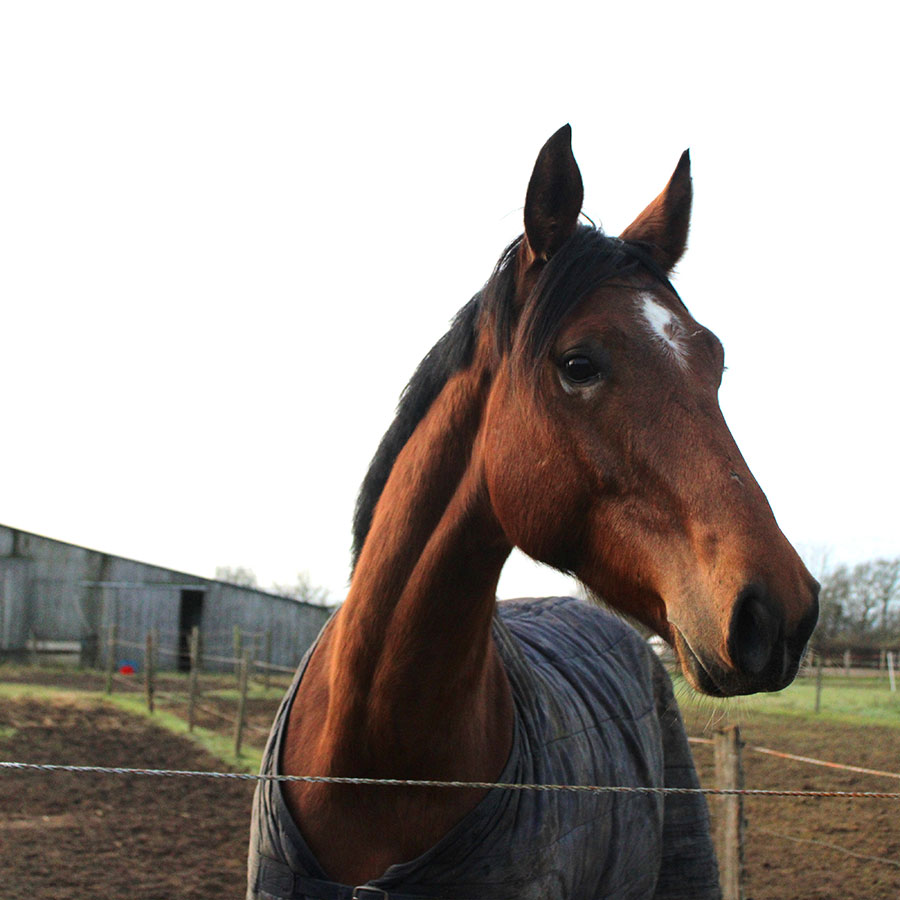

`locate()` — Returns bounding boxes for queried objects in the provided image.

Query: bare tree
[214,565,259,588]
[863,557,900,634]
[272,571,332,606]
[817,564,851,645]
[817,556,900,647]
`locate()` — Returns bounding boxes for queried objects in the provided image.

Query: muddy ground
[682,707,900,899]
[0,695,253,900]
[1,685,897,899]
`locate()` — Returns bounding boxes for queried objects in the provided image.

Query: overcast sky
[2,3,897,602]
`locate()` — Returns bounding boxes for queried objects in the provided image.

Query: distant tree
[816,565,851,645]
[865,557,900,635]
[214,565,259,588]
[817,556,900,648]
[272,571,332,606]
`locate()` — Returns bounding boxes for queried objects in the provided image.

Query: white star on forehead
[637,292,689,367]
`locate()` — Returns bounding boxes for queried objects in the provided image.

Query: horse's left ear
[523,125,584,265]
[620,150,692,272]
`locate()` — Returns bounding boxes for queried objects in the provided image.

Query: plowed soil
[1,688,898,899]
[0,696,254,900]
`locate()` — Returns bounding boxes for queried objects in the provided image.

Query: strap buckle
[352,888,389,900]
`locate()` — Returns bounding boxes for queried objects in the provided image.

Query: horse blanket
[247,596,721,900]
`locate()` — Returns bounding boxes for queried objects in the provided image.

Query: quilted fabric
[248,596,720,900]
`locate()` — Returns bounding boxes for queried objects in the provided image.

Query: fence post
[105,623,118,695]
[264,630,273,691]
[815,652,824,713]
[888,651,897,693]
[188,626,200,732]
[152,626,160,674]
[233,626,242,680]
[145,631,155,713]
[234,649,251,758]
[714,725,745,900]
[843,649,851,675]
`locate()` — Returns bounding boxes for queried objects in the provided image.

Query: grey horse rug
[247,596,721,900]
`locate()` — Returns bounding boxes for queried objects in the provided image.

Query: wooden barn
[0,524,331,673]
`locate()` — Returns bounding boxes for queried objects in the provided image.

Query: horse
[248,126,819,900]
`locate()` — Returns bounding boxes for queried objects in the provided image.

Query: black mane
[350,226,675,567]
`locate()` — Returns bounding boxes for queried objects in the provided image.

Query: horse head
[480,126,818,696]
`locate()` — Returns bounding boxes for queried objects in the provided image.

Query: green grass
[106,693,264,772]
[0,681,87,700]
[0,680,264,772]
[673,671,900,729]
[203,683,289,702]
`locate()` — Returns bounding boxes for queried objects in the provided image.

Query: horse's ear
[523,125,584,265]
[620,150,692,272]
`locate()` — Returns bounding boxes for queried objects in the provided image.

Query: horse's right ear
[619,150,692,272]
[523,125,584,266]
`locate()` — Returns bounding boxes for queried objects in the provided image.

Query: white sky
[2,3,897,602]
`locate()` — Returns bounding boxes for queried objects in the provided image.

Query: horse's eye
[562,355,600,384]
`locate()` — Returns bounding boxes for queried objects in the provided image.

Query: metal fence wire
[2,761,899,799]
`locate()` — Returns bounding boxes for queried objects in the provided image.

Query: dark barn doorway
[178,589,204,672]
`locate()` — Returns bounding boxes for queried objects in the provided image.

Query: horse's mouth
[670,628,718,696]
[670,624,802,697]
[670,626,739,697]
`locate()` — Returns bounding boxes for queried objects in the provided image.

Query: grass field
[671,666,900,732]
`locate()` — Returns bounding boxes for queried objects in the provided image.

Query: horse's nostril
[791,594,819,651]
[730,588,780,678]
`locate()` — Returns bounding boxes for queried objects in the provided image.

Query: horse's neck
[282,358,515,882]
[285,358,514,778]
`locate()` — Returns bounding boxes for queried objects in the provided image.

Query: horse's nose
[729,586,783,680]
[728,583,819,688]
[789,588,819,655]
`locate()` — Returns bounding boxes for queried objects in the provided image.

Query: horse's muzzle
[674,581,819,696]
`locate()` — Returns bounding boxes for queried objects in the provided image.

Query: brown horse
[248,126,818,899]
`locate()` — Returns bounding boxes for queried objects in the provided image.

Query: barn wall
[0,524,331,671]
[0,558,36,651]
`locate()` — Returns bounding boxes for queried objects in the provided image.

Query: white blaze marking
[638,292,689,367]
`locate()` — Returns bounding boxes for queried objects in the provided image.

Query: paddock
[0,677,897,900]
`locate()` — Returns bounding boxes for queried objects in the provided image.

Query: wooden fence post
[843,649,851,675]
[188,626,200,732]
[105,623,118,695]
[264,630,273,690]
[145,631,155,713]
[233,626,242,680]
[234,649,251,758]
[714,725,745,900]
[814,652,824,713]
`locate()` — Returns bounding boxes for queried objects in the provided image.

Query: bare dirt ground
[682,707,900,900]
[0,695,254,900]
[1,684,898,899]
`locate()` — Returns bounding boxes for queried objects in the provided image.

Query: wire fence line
[1,761,899,799]
[5,729,897,795]
[753,826,900,869]
[5,685,898,893]
[687,737,900,781]
[97,624,295,753]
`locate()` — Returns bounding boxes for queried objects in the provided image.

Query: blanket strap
[257,856,438,900]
